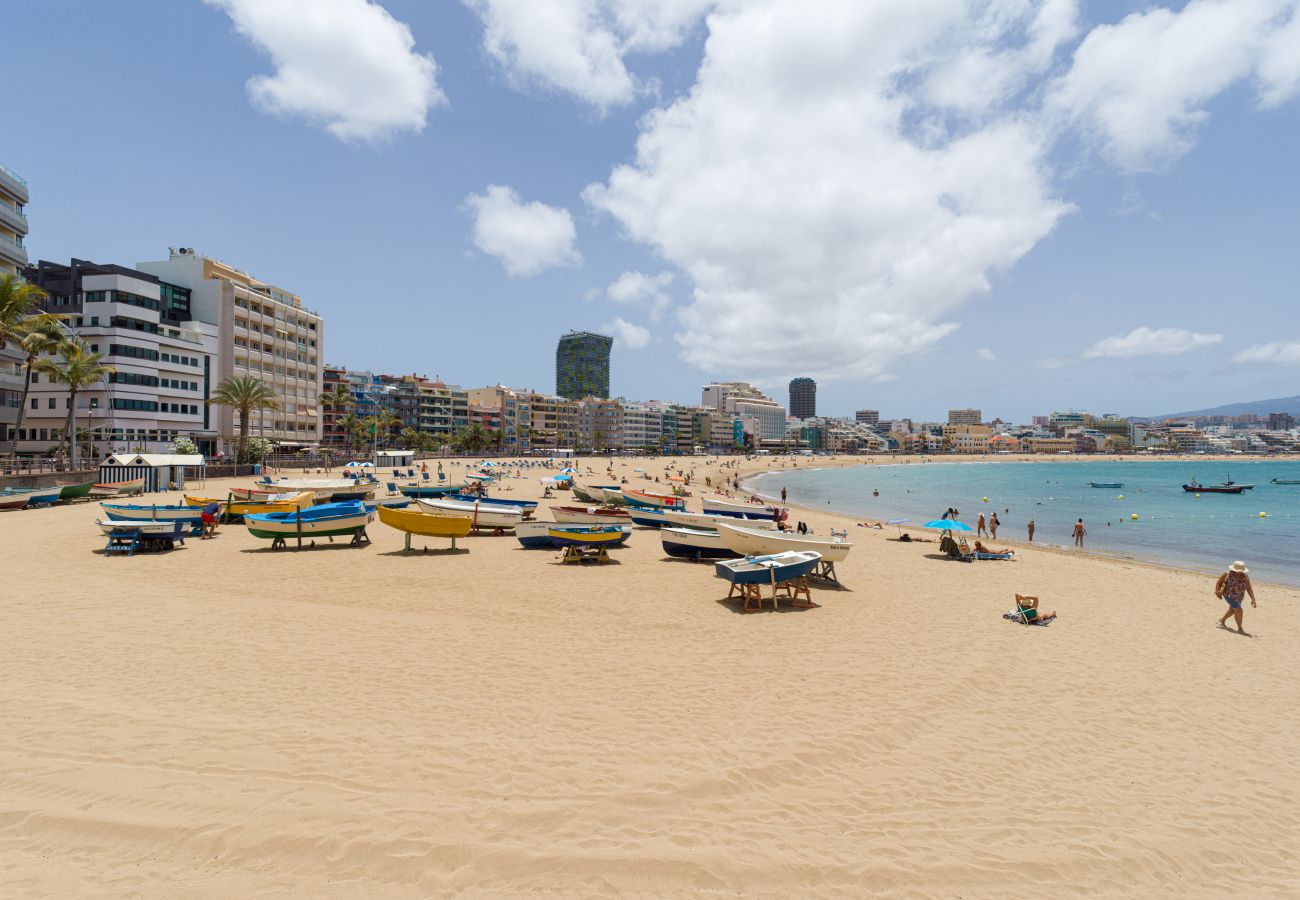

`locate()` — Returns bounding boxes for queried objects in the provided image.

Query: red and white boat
[549,505,632,524]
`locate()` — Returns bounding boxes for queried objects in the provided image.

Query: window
[48,398,55,409]
[84,290,107,303]
[89,316,99,326]
[30,398,37,409]
[108,344,159,361]
[109,372,160,388]
[112,399,159,412]
[29,373,37,383]
[110,316,159,334]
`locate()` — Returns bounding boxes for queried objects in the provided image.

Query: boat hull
[185,492,315,516]
[377,504,473,538]
[621,488,686,509]
[715,551,822,585]
[514,521,559,549]
[57,480,95,501]
[100,503,205,523]
[716,523,852,562]
[1183,485,1246,494]
[546,525,631,548]
[661,526,737,559]
[97,518,193,536]
[417,498,523,528]
[701,496,785,520]
[1089,483,1123,489]
[550,505,631,524]
[447,493,538,511]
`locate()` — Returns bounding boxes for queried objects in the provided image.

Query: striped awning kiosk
[97,453,206,494]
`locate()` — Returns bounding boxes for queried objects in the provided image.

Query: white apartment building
[620,402,663,450]
[139,249,324,453]
[701,381,787,441]
[18,260,218,455]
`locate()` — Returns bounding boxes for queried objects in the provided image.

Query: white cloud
[586,2,1071,383]
[1045,0,1300,171]
[606,270,674,320]
[603,316,652,349]
[463,0,713,109]
[464,185,582,277]
[1083,326,1223,359]
[976,347,998,363]
[1233,341,1300,365]
[206,0,444,141]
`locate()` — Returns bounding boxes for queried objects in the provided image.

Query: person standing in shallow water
[977,512,987,537]
[781,486,787,502]
[1027,519,1035,542]
[1216,561,1257,634]
[1072,518,1086,547]
[989,512,999,539]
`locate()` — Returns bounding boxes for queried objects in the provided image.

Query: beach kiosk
[97,453,206,494]
[374,449,416,469]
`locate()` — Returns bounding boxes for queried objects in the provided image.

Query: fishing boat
[447,492,539,512]
[1271,477,1300,485]
[91,476,146,496]
[571,485,605,504]
[417,497,524,528]
[184,492,315,518]
[55,480,95,501]
[514,521,562,549]
[714,551,823,585]
[1089,482,1123,489]
[660,509,742,530]
[397,483,462,499]
[100,502,206,523]
[96,518,191,537]
[621,487,687,509]
[24,487,62,508]
[0,488,39,510]
[254,477,359,499]
[550,505,631,524]
[701,495,787,521]
[376,504,472,551]
[546,524,631,548]
[1182,481,1246,494]
[588,486,628,506]
[660,526,738,560]
[715,522,853,563]
[244,501,374,544]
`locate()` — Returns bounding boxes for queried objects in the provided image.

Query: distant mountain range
[1144,395,1300,420]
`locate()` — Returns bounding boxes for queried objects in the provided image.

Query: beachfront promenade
[2,454,1298,896]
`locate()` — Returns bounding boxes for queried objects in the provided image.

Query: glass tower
[556,331,613,400]
[789,377,816,419]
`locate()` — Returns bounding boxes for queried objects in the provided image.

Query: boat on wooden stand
[660,526,738,560]
[376,505,473,552]
[243,501,375,549]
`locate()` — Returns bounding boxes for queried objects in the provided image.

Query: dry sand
[2,455,1298,897]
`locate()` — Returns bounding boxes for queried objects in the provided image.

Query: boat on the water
[1182,481,1246,494]
[715,551,822,585]
[1271,477,1300,485]
[100,502,206,523]
[550,505,631,524]
[417,497,524,528]
[701,495,787,521]
[376,504,472,551]
[715,522,853,563]
[243,501,374,542]
[660,526,738,560]
[1089,482,1123,489]
[546,524,631,548]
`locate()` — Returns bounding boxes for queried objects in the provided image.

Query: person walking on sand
[1216,561,1257,634]
[977,512,987,537]
[1072,518,1086,547]
[990,512,999,539]
[1027,519,1035,542]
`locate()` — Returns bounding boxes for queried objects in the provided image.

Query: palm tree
[0,274,62,352]
[366,408,402,449]
[32,338,115,469]
[319,383,354,449]
[337,411,365,452]
[453,423,493,455]
[8,318,66,455]
[209,375,279,464]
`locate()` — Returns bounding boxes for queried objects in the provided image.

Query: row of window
[83,289,161,311]
[6,427,190,444]
[160,351,201,367]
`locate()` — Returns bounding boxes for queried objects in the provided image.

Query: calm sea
[747,459,1300,587]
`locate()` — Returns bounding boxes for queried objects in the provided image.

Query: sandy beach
[3,455,1299,897]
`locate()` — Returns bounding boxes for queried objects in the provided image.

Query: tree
[320,383,353,413]
[209,375,279,464]
[8,317,66,456]
[0,273,62,354]
[171,436,199,455]
[33,337,115,469]
[453,423,493,454]
[337,411,366,453]
[374,408,402,448]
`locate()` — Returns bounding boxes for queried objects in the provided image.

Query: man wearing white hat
[1215,561,1257,634]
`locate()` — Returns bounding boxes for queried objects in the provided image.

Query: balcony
[0,232,27,268]
[0,200,25,234]
[0,162,28,204]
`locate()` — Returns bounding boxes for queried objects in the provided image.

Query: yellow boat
[184,491,315,518]
[377,504,472,553]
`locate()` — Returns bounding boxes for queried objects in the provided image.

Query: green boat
[56,480,95,501]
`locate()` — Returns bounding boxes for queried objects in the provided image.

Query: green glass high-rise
[556,331,612,400]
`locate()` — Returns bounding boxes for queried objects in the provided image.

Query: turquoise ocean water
[748,460,1300,587]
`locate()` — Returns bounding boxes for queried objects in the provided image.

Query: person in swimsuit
[1216,561,1257,634]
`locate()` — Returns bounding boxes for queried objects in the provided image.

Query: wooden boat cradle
[728,575,815,612]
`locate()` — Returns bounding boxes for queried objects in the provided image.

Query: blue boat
[714,551,822,585]
[546,524,631,548]
[396,484,461,499]
[100,502,206,523]
[627,508,671,528]
[26,488,63,508]
[244,500,373,542]
[447,493,539,511]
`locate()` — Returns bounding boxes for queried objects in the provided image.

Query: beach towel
[1003,610,1056,626]
[975,552,1015,560]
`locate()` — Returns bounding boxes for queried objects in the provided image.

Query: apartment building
[701,382,787,441]
[469,385,580,452]
[0,162,27,277]
[138,248,324,453]
[556,330,612,400]
[577,397,624,451]
[386,375,469,440]
[947,408,982,426]
[620,402,663,450]
[17,259,218,455]
[855,409,879,425]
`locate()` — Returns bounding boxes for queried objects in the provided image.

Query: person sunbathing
[974,541,1013,555]
[1016,594,1056,621]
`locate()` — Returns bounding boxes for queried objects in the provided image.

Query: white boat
[257,478,374,501]
[661,509,741,530]
[550,505,632,524]
[701,495,786,520]
[417,497,523,528]
[592,486,629,506]
[715,522,853,563]
[660,526,738,560]
[96,518,190,536]
[715,551,823,585]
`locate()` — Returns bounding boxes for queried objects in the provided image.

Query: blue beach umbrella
[924,519,973,532]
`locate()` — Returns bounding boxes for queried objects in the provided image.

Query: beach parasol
[885,517,910,537]
[923,519,972,531]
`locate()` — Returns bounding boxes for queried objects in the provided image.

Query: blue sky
[5,0,1299,421]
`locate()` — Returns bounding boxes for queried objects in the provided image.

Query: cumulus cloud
[603,316,652,349]
[464,0,713,109]
[976,347,998,363]
[1082,326,1223,359]
[1045,0,1300,171]
[1234,341,1300,365]
[606,270,674,320]
[206,0,444,141]
[464,185,582,277]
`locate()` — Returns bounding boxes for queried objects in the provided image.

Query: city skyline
[5,2,1300,421]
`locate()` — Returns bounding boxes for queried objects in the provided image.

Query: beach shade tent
[923,519,973,532]
[97,453,205,494]
[374,449,415,468]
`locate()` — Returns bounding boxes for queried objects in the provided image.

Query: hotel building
[18,259,218,455]
[138,249,324,453]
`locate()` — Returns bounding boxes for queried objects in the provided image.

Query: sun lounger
[974,550,1015,561]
